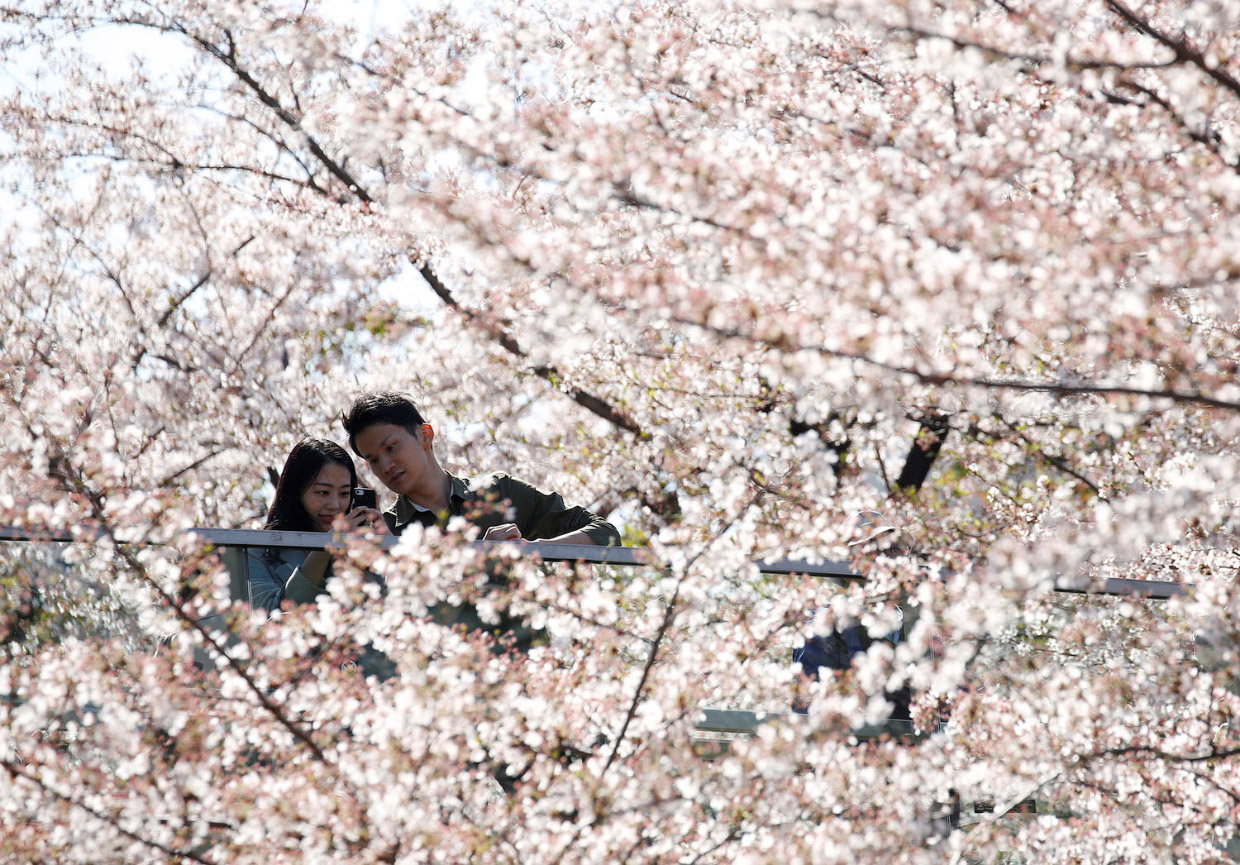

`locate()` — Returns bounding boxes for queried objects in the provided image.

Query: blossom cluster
[2,0,1240,861]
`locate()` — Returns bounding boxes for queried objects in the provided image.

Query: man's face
[355,423,432,498]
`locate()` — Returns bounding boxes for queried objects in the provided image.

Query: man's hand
[483,523,525,542]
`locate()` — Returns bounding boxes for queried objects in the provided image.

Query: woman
[247,438,387,612]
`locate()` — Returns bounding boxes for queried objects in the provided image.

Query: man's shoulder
[458,472,557,509]
[460,470,521,496]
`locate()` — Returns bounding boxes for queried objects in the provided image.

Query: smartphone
[351,487,377,511]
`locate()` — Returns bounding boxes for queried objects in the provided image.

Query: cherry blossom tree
[2,0,1240,861]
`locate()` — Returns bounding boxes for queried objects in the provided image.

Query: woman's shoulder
[247,543,310,569]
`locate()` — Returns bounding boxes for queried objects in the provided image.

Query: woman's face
[300,462,353,531]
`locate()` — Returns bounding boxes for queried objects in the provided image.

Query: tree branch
[995,416,1105,498]
[180,27,374,203]
[415,260,645,435]
[601,522,738,775]
[1104,0,1240,101]
[600,567,684,774]
[893,24,1176,72]
[677,318,1240,413]
[1087,743,1240,765]
[894,413,950,493]
[1118,79,1234,171]
[166,18,648,439]
[2,759,216,865]
[25,424,331,764]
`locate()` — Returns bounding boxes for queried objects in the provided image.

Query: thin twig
[1,759,216,865]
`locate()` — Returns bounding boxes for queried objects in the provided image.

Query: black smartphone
[351,487,377,511]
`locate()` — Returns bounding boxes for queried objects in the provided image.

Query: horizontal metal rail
[694,708,919,740]
[0,525,1187,596]
[1052,576,1184,599]
[191,529,867,579]
[1,525,859,577]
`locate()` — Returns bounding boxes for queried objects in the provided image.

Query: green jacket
[383,471,620,546]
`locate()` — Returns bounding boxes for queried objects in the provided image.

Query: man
[342,391,620,546]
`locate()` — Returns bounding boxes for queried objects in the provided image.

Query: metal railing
[1,524,1187,739]
[0,525,1186,596]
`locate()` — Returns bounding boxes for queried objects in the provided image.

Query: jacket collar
[392,473,468,526]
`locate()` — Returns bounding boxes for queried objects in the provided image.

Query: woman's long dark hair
[265,438,358,531]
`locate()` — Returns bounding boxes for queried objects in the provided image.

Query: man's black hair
[342,392,427,455]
